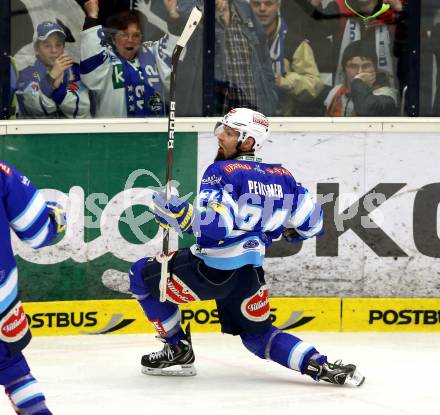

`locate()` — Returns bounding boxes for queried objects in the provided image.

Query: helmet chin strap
[236,140,255,157]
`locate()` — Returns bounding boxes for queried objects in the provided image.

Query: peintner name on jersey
[248,180,284,198]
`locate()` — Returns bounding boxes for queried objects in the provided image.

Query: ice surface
[1,332,438,415]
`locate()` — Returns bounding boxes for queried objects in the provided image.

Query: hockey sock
[129,257,185,344]
[268,330,319,374]
[5,374,52,415]
[137,295,185,345]
[241,326,320,374]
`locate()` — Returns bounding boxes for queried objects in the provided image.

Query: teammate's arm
[2,163,66,248]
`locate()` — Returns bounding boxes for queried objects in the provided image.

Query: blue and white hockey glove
[47,201,67,234]
[152,192,194,234]
[282,227,305,244]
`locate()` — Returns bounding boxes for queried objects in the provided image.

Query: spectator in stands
[313,0,405,88]
[250,0,323,115]
[75,0,165,41]
[213,0,278,116]
[287,0,405,91]
[80,0,185,118]
[280,0,337,87]
[324,40,398,116]
[16,22,91,118]
[135,0,205,116]
[75,0,133,25]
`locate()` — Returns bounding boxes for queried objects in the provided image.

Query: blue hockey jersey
[190,156,323,270]
[80,25,176,117]
[17,59,91,119]
[0,161,58,314]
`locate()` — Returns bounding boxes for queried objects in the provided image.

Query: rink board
[23,298,440,335]
[23,298,341,336]
[2,129,440,302]
[342,298,440,332]
[2,128,440,301]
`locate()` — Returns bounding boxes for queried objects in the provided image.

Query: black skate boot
[141,324,196,376]
[305,358,365,387]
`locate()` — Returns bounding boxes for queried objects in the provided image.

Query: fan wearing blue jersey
[17,22,91,119]
[0,161,66,415]
[80,0,183,118]
[129,108,365,386]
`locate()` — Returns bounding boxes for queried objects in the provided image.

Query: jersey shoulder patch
[221,161,254,175]
[201,163,228,185]
[264,165,293,177]
[0,162,12,176]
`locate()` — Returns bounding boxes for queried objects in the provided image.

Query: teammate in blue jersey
[129,108,365,386]
[0,161,66,414]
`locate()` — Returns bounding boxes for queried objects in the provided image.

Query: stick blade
[176,6,203,48]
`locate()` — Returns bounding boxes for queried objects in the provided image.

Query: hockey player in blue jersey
[0,161,66,414]
[129,107,365,387]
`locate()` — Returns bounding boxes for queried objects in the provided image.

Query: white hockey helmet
[214,108,270,152]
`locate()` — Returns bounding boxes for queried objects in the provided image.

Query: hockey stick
[159,6,203,302]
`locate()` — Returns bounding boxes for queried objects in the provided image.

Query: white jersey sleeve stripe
[0,267,18,314]
[289,192,314,228]
[23,218,50,249]
[296,216,324,238]
[218,207,234,236]
[10,191,46,232]
[221,191,239,216]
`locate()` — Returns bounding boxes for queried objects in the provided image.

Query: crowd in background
[4,0,440,119]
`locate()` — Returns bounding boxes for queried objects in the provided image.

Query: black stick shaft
[159,7,203,302]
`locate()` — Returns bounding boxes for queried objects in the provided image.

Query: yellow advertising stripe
[342,298,440,332]
[24,299,147,336]
[269,298,340,332]
[23,298,341,336]
[24,298,440,336]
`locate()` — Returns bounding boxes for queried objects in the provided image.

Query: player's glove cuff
[282,227,305,244]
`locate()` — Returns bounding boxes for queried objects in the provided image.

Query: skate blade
[345,369,365,387]
[141,364,197,377]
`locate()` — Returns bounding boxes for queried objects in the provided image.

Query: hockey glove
[47,201,67,234]
[46,202,67,244]
[152,192,194,234]
[282,227,305,244]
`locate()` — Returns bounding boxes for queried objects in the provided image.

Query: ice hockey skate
[305,358,365,387]
[141,324,196,376]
